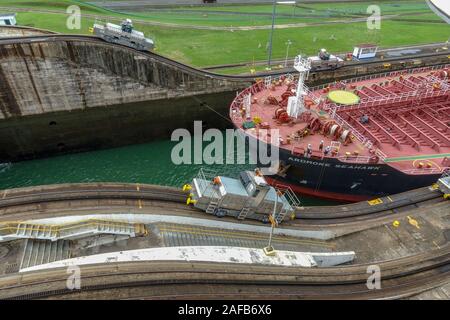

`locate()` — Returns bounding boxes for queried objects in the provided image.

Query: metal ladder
[275,206,290,224]
[237,207,252,220]
[206,200,220,214]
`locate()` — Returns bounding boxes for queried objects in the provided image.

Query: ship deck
[230,67,450,175]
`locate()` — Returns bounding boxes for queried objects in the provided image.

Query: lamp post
[267,1,297,70]
[284,39,292,67]
[267,0,277,70]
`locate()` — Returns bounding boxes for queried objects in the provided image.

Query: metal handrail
[402,167,449,175]
[0,219,140,238]
[274,183,301,207]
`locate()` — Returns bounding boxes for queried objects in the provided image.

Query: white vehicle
[184,168,300,224]
[93,19,154,51]
[353,44,378,59]
[308,49,344,71]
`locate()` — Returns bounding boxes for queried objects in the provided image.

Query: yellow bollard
[186,197,197,205]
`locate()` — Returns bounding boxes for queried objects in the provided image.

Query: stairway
[0,220,145,243]
[275,207,290,224]
[14,223,58,241]
[20,239,71,270]
[57,220,137,240]
[206,201,219,214]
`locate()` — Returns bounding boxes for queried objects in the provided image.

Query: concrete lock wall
[0,39,247,161]
[0,37,448,161]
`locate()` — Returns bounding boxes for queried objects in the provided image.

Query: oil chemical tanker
[230,56,450,202]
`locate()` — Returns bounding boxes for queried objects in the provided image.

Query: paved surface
[409,281,450,299]
[156,222,334,252]
[1,199,448,275]
[20,245,355,272]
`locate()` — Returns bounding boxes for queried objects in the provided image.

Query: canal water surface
[0,138,338,206]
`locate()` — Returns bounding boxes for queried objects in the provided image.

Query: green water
[0,139,337,206]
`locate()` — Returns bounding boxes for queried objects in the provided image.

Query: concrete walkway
[20,245,355,273]
[24,213,335,240]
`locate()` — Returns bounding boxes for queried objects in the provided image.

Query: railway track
[203,42,450,71]
[0,245,448,299]
[0,184,186,209]
[292,187,445,224]
[0,182,446,226]
[0,34,449,81]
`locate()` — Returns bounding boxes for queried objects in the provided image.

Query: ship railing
[230,73,290,112]
[323,86,448,112]
[302,86,322,105]
[402,167,449,175]
[273,183,301,208]
[441,168,450,178]
[337,155,373,163]
[322,102,336,111]
[310,64,450,96]
[427,75,449,89]
[230,72,324,123]
[333,113,368,145]
[375,149,387,162]
[332,112,388,163]
[195,167,219,197]
[337,151,387,164]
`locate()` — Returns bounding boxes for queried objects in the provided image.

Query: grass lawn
[80,0,442,27]
[2,1,449,69]
[146,21,449,66]
[1,0,442,27]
